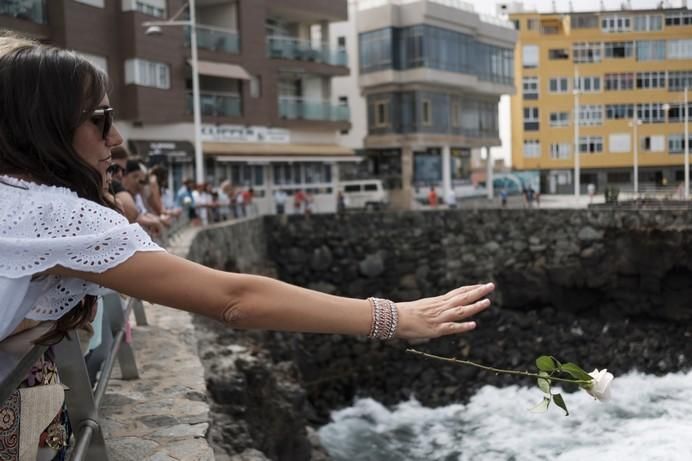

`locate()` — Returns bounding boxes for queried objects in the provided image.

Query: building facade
[1,0,356,213]
[354,0,516,209]
[510,6,692,194]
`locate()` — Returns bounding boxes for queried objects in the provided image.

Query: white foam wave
[318,370,692,461]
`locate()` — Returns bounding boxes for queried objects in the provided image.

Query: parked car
[340,180,389,210]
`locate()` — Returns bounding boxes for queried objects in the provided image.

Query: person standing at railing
[0,35,495,458]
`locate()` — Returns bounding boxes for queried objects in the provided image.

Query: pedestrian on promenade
[0,36,495,459]
[427,186,438,208]
[274,189,287,215]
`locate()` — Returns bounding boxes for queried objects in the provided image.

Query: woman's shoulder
[0,175,127,235]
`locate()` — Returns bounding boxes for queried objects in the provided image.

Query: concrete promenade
[100,227,217,461]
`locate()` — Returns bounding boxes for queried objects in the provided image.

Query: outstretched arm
[48,251,494,340]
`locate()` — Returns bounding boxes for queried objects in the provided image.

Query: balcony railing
[187,92,241,117]
[185,25,239,54]
[0,0,46,24]
[279,97,350,122]
[267,36,347,67]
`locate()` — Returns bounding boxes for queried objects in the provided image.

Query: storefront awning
[203,142,361,163]
[191,60,252,80]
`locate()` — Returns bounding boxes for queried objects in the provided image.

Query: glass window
[125,58,170,89]
[550,143,570,159]
[523,140,541,158]
[522,77,539,99]
[601,15,631,32]
[604,41,633,58]
[667,39,692,60]
[522,45,539,68]
[579,136,603,153]
[523,107,539,131]
[548,48,569,60]
[421,99,432,126]
[668,71,692,92]
[550,112,569,127]
[636,103,665,123]
[414,149,442,184]
[578,105,603,126]
[573,42,602,63]
[636,41,666,61]
[549,77,569,93]
[606,104,635,120]
[604,73,634,91]
[571,14,598,29]
[359,28,393,73]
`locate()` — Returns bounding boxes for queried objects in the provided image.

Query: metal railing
[278,96,350,122]
[0,0,46,24]
[187,91,241,117]
[0,214,190,459]
[267,36,348,67]
[185,24,239,54]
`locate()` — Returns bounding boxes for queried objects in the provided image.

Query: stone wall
[188,210,692,459]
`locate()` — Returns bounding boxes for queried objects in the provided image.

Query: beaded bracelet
[367,297,399,340]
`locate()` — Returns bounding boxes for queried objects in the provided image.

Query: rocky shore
[188,210,692,460]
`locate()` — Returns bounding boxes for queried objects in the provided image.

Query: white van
[339,180,389,210]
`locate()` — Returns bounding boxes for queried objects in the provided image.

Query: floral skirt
[0,349,70,461]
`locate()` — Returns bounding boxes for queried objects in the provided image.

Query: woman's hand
[395,283,495,340]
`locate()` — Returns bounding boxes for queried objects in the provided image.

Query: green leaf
[530,396,551,413]
[537,371,551,394]
[552,393,569,416]
[560,363,593,383]
[536,356,557,372]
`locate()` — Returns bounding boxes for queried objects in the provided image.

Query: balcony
[0,0,46,24]
[185,25,239,54]
[187,91,241,117]
[279,97,350,122]
[267,36,347,67]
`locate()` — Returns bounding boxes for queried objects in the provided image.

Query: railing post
[103,294,139,380]
[53,331,109,461]
[129,297,148,326]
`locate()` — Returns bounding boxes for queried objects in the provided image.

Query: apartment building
[510,6,692,194]
[354,0,516,209]
[1,0,356,213]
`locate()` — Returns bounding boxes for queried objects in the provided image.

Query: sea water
[319,369,692,461]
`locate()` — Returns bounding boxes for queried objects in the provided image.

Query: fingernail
[485,283,495,289]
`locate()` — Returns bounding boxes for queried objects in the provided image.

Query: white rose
[584,368,614,401]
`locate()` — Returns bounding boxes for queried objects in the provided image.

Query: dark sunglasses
[90,107,114,140]
[106,163,123,175]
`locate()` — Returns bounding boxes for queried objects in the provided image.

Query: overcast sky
[473,0,688,166]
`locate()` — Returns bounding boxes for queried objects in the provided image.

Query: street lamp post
[143,0,204,185]
[629,117,642,196]
[663,86,689,200]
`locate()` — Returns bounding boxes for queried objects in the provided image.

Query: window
[609,133,631,153]
[573,42,602,63]
[604,41,634,58]
[451,102,461,127]
[634,14,663,31]
[637,103,665,123]
[550,111,569,127]
[421,99,432,126]
[641,135,665,152]
[571,14,598,29]
[523,77,539,100]
[250,75,262,98]
[374,100,390,127]
[339,96,349,134]
[604,73,634,91]
[665,11,692,27]
[512,20,520,30]
[574,76,601,92]
[601,15,631,33]
[337,36,346,48]
[548,48,569,60]
[667,39,692,60]
[523,140,541,158]
[359,28,393,73]
[669,134,692,153]
[578,105,603,126]
[579,136,603,153]
[636,71,666,89]
[550,143,570,159]
[636,40,666,61]
[124,59,170,89]
[527,19,538,30]
[668,103,692,122]
[121,0,166,17]
[549,77,569,93]
[75,0,104,7]
[522,45,539,68]
[523,107,539,131]
[606,104,635,120]
[669,71,692,92]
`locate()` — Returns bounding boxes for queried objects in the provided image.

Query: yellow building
[509,7,692,194]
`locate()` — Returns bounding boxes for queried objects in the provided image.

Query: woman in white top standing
[0,35,495,456]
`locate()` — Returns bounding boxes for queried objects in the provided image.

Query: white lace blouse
[0,176,164,341]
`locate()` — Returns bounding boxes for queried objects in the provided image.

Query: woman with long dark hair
[0,34,494,457]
